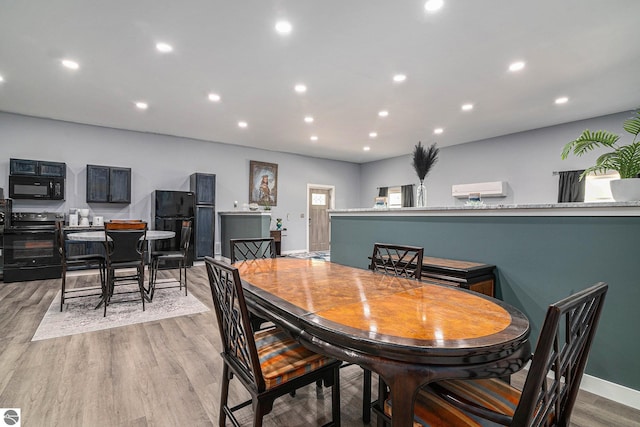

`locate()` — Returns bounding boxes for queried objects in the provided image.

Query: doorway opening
[307,184,335,252]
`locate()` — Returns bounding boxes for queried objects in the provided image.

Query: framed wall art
[249,160,278,206]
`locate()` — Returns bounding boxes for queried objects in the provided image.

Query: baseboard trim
[580,373,640,410]
[521,361,640,411]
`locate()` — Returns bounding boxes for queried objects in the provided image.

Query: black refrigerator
[152,190,195,267]
[190,173,216,259]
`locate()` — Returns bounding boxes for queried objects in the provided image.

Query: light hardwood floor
[0,265,638,426]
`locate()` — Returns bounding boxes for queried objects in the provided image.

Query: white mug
[93,216,104,226]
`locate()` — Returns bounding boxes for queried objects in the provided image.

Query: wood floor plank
[1,265,638,426]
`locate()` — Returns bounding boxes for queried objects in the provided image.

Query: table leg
[385,373,424,427]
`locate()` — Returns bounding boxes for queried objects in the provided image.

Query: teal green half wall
[330,214,640,392]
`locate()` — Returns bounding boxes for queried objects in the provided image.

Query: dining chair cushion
[385,383,515,427]
[256,327,334,389]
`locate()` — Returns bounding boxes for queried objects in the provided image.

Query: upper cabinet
[86,164,131,204]
[10,158,66,177]
[190,173,216,205]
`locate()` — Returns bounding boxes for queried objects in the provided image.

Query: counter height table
[234,257,531,427]
[67,230,175,302]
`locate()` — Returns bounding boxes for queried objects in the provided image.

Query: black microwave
[9,175,65,200]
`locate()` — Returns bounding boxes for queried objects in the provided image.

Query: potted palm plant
[412,141,439,207]
[561,109,640,201]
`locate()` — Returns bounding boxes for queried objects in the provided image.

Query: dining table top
[235,257,530,363]
[66,229,175,241]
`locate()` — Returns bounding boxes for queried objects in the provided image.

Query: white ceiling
[1,1,639,163]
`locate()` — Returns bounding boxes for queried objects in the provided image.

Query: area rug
[32,281,210,341]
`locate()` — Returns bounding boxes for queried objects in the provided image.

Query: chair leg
[138,265,146,311]
[363,368,372,423]
[60,265,67,312]
[219,364,230,427]
[253,400,264,427]
[148,257,158,301]
[103,268,111,317]
[183,261,188,296]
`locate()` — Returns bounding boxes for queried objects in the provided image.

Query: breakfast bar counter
[328,201,640,398]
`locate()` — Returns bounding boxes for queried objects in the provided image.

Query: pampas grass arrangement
[412,141,439,182]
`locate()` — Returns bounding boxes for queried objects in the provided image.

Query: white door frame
[306,184,335,252]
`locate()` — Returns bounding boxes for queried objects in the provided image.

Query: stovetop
[9,211,64,229]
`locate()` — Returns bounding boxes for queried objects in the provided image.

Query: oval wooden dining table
[234,257,531,427]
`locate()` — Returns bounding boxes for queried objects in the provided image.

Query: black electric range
[3,211,64,283]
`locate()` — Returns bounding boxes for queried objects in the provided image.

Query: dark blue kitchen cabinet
[190,173,216,205]
[86,164,131,203]
[10,158,66,177]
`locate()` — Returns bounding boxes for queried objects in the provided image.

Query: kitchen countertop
[330,201,640,217]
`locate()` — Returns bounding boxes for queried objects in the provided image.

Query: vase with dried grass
[412,141,439,207]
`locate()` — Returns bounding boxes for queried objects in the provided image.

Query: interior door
[308,187,331,251]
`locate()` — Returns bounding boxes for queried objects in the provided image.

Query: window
[311,193,327,206]
[388,186,402,208]
[584,171,620,202]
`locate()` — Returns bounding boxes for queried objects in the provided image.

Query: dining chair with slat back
[147,219,191,300]
[370,242,424,279]
[360,243,425,423]
[57,221,106,311]
[230,237,277,263]
[204,257,342,427]
[229,237,277,331]
[103,221,147,317]
[376,282,608,427]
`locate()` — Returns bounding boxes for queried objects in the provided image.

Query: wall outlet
[300,213,304,218]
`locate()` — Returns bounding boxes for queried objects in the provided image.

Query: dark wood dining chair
[370,242,424,279]
[57,221,106,311]
[147,220,191,300]
[229,237,277,331]
[103,221,147,316]
[360,243,425,422]
[377,282,608,427]
[204,257,342,427]
[230,237,277,263]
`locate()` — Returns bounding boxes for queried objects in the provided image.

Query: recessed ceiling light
[369,132,378,138]
[275,20,293,35]
[363,146,371,151]
[294,84,307,93]
[304,116,314,123]
[424,0,444,13]
[208,93,221,102]
[509,61,525,72]
[156,42,173,53]
[238,121,248,128]
[378,110,389,117]
[434,128,444,134]
[0,75,4,82]
[310,135,318,141]
[393,74,407,83]
[555,96,569,104]
[61,59,79,70]
[461,103,474,111]
[135,102,148,110]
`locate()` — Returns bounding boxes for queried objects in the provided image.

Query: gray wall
[0,112,362,252]
[360,110,633,207]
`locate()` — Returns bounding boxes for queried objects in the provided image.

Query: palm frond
[412,141,439,181]
[623,111,640,139]
[561,130,620,159]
